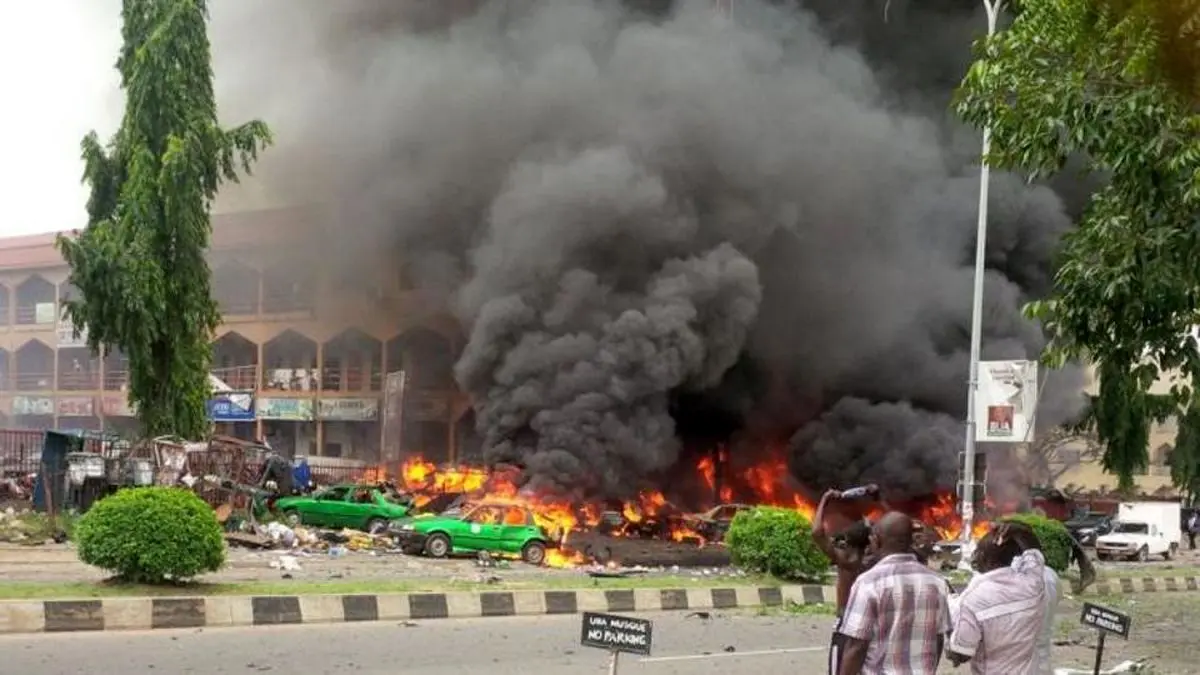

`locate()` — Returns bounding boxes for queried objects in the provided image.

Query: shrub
[75,487,226,583]
[1003,513,1073,573]
[726,506,830,580]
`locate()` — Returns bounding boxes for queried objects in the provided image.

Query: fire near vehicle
[392,502,553,565]
[679,503,753,542]
[1095,501,1182,561]
[274,484,412,532]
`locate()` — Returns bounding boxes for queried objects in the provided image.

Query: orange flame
[355,450,992,568]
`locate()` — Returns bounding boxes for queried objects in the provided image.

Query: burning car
[679,503,753,543]
[392,502,554,565]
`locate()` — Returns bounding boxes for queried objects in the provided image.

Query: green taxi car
[392,502,551,565]
[275,484,411,532]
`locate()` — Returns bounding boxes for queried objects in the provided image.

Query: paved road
[0,611,834,674]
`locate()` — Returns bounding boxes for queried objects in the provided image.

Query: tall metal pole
[961,0,1004,545]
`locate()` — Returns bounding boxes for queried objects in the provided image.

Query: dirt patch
[1050,593,1197,674]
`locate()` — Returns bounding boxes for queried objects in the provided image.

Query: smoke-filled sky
[16,0,1089,499]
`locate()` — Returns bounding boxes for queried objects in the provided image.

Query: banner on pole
[974,360,1038,443]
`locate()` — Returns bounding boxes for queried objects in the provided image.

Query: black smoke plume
[205,0,1086,499]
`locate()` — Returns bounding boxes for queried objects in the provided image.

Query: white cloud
[0,1,123,237]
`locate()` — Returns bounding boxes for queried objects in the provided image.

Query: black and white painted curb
[0,585,833,634]
[0,576,1192,635]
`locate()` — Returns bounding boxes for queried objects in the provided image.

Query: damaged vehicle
[392,502,553,565]
[679,503,752,542]
[275,484,412,532]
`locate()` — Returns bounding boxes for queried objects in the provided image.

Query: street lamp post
[961,0,1005,546]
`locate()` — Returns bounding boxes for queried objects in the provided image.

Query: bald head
[874,511,915,554]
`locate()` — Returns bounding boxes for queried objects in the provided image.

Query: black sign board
[1080,602,1131,639]
[580,612,653,657]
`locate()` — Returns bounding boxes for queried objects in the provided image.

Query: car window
[318,487,350,501]
[465,506,502,524]
[351,488,373,504]
[502,507,528,526]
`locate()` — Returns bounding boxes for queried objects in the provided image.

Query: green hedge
[726,506,830,580]
[75,487,226,584]
[1002,513,1073,573]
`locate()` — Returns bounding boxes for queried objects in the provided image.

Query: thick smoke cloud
[205,0,1086,499]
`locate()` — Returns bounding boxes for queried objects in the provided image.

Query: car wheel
[1137,546,1148,562]
[366,518,387,534]
[282,509,301,527]
[521,540,547,566]
[425,533,451,558]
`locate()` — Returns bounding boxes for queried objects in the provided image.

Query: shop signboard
[56,307,88,348]
[56,396,95,417]
[206,391,255,422]
[100,394,136,418]
[257,397,315,421]
[12,396,54,417]
[318,398,379,421]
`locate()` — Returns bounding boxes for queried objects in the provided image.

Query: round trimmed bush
[75,487,226,583]
[1003,513,1073,573]
[725,506,830,580]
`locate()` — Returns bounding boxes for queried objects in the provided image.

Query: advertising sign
[974,360,1038,443]
[206,391,255,422]
[12,396,54,417]
[257,397,314,421]
[56,396,95,417]
[101,394,136,418]
[382,371,407,462]
[56,307,88,348]
[318,398,379,421]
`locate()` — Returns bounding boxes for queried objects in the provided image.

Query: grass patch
[0,573,787,600]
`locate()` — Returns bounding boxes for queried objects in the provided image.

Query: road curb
[0,576,1194,635]
[0,584,836,634]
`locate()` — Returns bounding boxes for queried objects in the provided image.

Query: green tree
[955,0,1200,491]
[58,0,270,438]
[1170,402,1200,503]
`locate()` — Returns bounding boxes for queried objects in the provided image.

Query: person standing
[812,485,884,675]
[947,522,1049,674]
[1187,510,1198,550]
[836,512,951,675]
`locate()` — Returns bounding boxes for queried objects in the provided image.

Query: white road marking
[638,646,826,663]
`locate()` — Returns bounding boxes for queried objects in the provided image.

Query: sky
[1,2,124,238]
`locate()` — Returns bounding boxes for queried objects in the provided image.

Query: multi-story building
[0,207,473,463]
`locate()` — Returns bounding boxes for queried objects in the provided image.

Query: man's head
[838,520,873,552]
[870,511,915,556]
[971,521,1040,572]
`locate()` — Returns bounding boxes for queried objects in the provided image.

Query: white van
[1095,501,1181,561]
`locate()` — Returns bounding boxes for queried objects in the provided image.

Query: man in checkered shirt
[836,512,951,675]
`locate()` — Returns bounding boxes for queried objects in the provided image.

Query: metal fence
[0,429,55,476]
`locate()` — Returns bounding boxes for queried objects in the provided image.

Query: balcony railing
[57,369,100,391]
[103,369,129,391]
[14,372,54,391]
[211,365,258,391]
[262,367,320,391]
[14,304,55,326]
[215,296,259,316]
[320,365,382,393]
[261,289,313,315]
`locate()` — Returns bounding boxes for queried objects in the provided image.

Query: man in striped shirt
[837,512,951,675]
